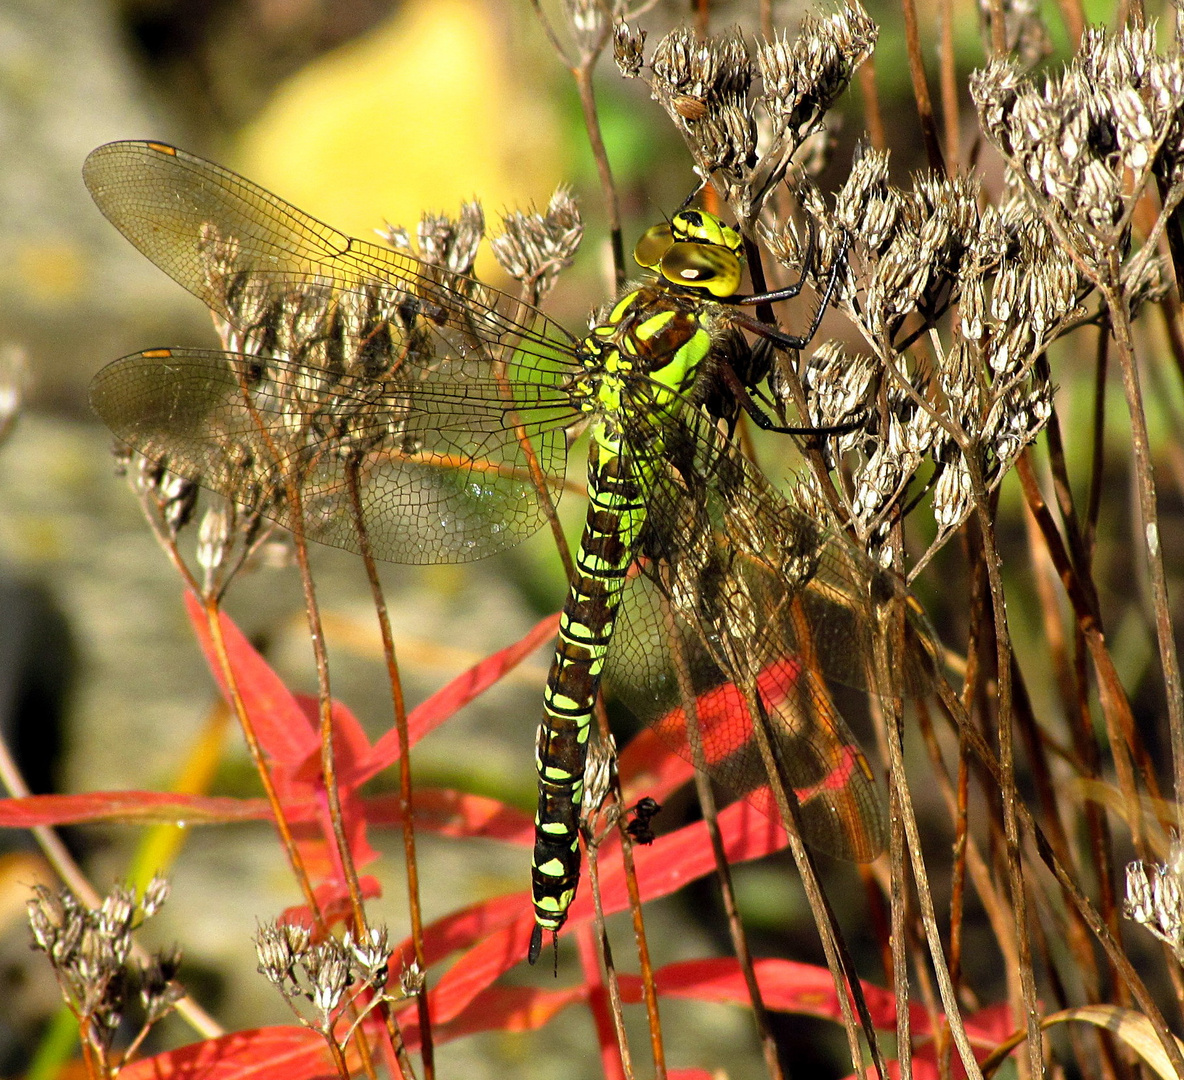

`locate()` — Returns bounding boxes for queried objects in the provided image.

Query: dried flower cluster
[972,24,1184,286]
[757,146,1079,565]
[255,920,400,1040]
[378,202,485,278]
[27,877,180,1071]
[615,2,877,226]
[1126,849,1184,964]
[490,188,584,305]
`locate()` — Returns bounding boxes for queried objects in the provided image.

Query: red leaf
[184,594,380,880]
[361,789,534,844]
[0,791,274,827]
[431,800,788,1022]
[184,593,318,766]
[119,1027,337,1080]
[416,891,529,972]
[635,957,899,1029]
[362,612,559,777]
[405,984,586,1045]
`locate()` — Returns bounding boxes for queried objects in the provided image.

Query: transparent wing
[90,347,577,564]
[83,141,575,370]
[607,400,933,861]
[84,141,584,563]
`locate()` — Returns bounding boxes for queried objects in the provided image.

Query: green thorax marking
[571,207,745,456]
[577,288,713,455]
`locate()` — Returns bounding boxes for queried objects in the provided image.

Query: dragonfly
[84,141,922,965]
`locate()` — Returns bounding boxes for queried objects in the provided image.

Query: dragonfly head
[633,209,744,299]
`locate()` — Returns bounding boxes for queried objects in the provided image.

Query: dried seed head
[1126,852,1184,955]
[255,922,297,986]
[613,20,646,77]
[582,734,616,824]
[491,188,583,301]
[378,202,486,277]
[140,875,171,918]
[972,23,1184,267]
[562,0,610,51]
[400,960,426,997]
[305,940,351,1016]
[345,925,393,982]
[140,945,184,1023]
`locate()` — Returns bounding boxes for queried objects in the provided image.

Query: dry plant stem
[344,467,434,1080]
[574,60,626,291]
[760,0,773,42]
[688,771,785,1080]
[887,775,913,1080]
[857,61,886,151]
[965,483,1043,1080]
[284,527,398,1080]
[527,0,623,289]
[201,594,324,926]
[938,682,1184,1080]
[936,0,959,173]
[1054,0,1085,48]
[1010,658,1113,1020]
[1156,292,1184,385]
[583,834,637,1080]
[667,605,783,1080]
[986,0,1007,56]
[875,548,914,1080]
[915,700,1024,999]
[287,522,369,937]
[746,693,887,1080]
[1101,278,1184,843]
[209,591,401,1080]
[589,691,666,1077]
[0,734,226,1040]
[1014,453,1167,851]
[878,677,985,1080]
[897,0,945,174]
[612,814,667,1080]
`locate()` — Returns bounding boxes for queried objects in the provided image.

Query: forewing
[82,141,574,371]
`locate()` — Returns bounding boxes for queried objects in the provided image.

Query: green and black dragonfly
[84,141,915,964]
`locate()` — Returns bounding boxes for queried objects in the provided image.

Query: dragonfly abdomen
[530,442,649,963]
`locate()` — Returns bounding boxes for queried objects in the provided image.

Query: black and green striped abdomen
[529,442,650,964]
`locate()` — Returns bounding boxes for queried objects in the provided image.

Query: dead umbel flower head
[614,2,877,228]
[971,23,1184,280]
[757,144,1081,570]
[28,877,181,1072]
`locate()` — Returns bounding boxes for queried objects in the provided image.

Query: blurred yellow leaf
[237,0,563,242]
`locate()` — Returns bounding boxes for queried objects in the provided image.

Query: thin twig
[345,463,433,1080]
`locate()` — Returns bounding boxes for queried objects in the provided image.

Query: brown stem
[202,594,324,926]
[667,601,783,1080]
[344,464,432,1080]
[1102,277,1184,845]
[899,0,946,173]
[584,823,637,1080]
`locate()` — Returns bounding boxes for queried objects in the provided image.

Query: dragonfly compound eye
[633,223,675,270]
[658,240,742,298]
[670,209,742,256]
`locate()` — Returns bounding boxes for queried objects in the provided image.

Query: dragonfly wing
[90,347,574,564]
[85,141,582,563]
[83,141,575,371]
[606,404,903,860]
